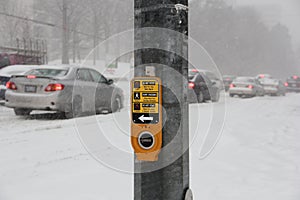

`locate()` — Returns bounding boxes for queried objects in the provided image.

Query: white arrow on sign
[139,115,153,122]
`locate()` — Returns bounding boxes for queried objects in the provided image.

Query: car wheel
[65,97,82,119]
[14,108,31,116]
[197,91,204,103]
[111,96,121,113]
[229,94,234,97]
[212,90,220,102]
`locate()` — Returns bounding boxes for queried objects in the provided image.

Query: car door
[89,69,113,109]
[198,74,212,98]
[75,69,97,112]
[254,79,264,95]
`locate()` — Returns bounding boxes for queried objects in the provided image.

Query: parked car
[188,70,220,103]
[222,75,236,91]
[0,65,39,100]
[5,65,124,118]
[285,75,300,93]
[229,77,265,97]
[197,70,224,91]
[259,78,286,96]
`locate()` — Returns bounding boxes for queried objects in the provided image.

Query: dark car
[0,65,39,100]
[198,70,224,91]
[285,76,300,93]
[223,75,236,91]
[188,70,220,103]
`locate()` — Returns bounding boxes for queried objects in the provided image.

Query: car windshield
[260,78,278,85]
[26,68,69,77]
[234,77,254,83]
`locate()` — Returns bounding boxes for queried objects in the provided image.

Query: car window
[197,74,205,83]
[89,70,107,83]
[77,69,93,82]
[199,73,212,85]
[26,68,68,77]
[235,77,253,83]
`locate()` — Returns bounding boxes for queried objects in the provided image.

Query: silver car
[5,65,124,118]
[259,78,286,96]
[229,77,265,97]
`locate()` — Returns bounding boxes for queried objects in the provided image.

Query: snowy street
[0,93,299,200]
[1,0,300,199]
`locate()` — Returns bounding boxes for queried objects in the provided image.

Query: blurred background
[0,0,299,76]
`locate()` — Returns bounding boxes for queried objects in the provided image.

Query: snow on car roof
[36,65,73,70]
[0,65,40,77]
[234,77,255,82]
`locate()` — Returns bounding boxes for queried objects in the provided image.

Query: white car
[229,77,265,97]
[0,65,39,100]
[260,78,286,96]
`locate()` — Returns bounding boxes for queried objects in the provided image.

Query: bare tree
[0,0,32,46]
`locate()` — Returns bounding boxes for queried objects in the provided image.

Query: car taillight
[284,82,289,87]
[293,75,298,80]
[248,85,254,89]
[45,83,64,92]
[229,84,235,88]
[27,75,36,79]
[6,81,17,90]
[259,74,265,78]
[188,82,195,89]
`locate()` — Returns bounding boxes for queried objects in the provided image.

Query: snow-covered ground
[0,90,299,200]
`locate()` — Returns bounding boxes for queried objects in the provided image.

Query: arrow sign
[139,115,153,122]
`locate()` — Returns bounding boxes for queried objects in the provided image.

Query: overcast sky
[227,0,300,46]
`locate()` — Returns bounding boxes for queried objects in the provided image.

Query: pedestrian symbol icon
[134,92,140,100]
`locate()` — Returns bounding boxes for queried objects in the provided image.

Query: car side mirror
[107,79,114,85]
[212,81,217,86]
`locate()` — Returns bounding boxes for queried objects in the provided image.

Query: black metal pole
[134,1,190,200]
